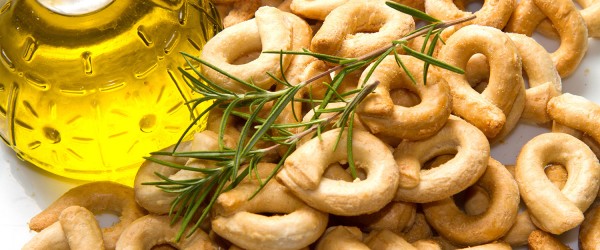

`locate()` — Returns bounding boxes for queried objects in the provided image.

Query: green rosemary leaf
[361,46,395,87]
[385,1,440,23]
[393,50,417,84]
[401,45,464,74]
[346,115,358,179]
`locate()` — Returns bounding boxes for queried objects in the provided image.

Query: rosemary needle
[145,2,474,240]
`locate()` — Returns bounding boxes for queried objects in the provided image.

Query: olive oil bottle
[0,0,218,184]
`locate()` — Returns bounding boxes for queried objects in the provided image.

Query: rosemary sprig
[145,2,474,240]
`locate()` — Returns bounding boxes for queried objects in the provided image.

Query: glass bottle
[0,0,218,184]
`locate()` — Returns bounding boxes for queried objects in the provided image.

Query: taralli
[24,206,104,250]
[528,230,571,250]
[289,0,348,20]
[516,133,600,234]
[411,239,442,250]
[437,25,524,139]
[315,226,369,250]
[277,128,399,216]
[212,163,328,250]
[28,181,146,250]
[364,230,417,250]
[310,0,414,59]
[504,0,588,77]
[356,55,451,141]
[580,200,600,250]
[201,6,293,93]
[425,0,514,33]
[393,117,489,202]
[399,213,434,243]
[456,242,512,250]
[221,0,261,28]
[548,93,600,146]
[423,158,519,245]
[523,0,600,38]
[115,215,216,249]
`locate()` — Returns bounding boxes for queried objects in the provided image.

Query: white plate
[1,37,598,248]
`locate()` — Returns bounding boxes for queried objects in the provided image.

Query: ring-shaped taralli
[212,163,328,250]
[393,117,489,202]
[422,158,520,246]
[277,128,400,216]
[289,0,348,20]
[504,0,588,77]
[437,25,523,139]
[201,6,293,93]
[23,206,104,250]
[548,94,600,147]
[528,230,571,250]
[28,181,146,250]
[425,0,514,31]
[364,230,417,250]
[534,1,600,38]
[580,201,600,250]
[310,0,414,59]
[516,133,600,234]
[115,215,216,249]
[356,55,451,141]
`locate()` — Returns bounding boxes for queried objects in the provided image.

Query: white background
[0,37,598,248]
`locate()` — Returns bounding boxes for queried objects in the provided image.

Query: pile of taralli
[23,0,600,249]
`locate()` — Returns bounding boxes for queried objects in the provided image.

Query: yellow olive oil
[0,0,218,184]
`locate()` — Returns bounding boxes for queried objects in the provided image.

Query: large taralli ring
[310,0,414,59]
[356,55,451,141]
[437,25,524,139]
[425,0,514,31]
[516,132,600,234]
[212,163,328,250]
[504,0,588,77]
[201,6,293,93]
[422,158,520,246]
[115,214,216,249]
[28,182,146,250]
[277,128,400,216]
[393,117,489,202]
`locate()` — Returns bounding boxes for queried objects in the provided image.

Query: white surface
[0,39,599,249]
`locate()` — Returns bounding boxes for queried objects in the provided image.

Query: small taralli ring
[212,163,328,250]
[504,0,588,77]
[393,117,489,202]
[534,1,600,38]
[528,230,571,250]
[437,25,524,139]
[422,158,520,246]
[277,128,400,216]
[515,132,600,234]
[201,6,293,93]
[315,226,367,250]
[310,0,414,59]
[356,55,451,141]
[548,93,600,147]
[115,215,216,249]
[23,206,104,250]
[364,230,417,249]
[28,181,146,250]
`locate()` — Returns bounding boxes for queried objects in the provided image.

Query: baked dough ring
[504,0,588,77]
[393,117,489,202]
[364,230,417,250]
[310,0,414,59]
[277,128,400,216]
[23,206,104,250]
[28,181,146,250]
[201,6,293,93]
[516,133,600,234]
[580,201,600,250]
[115,215,216,249]
[437,25,523,139]
[289,0,348,20]
[425,0,514,31]
[528,230,571,250]
[548,93,600,147]
[423,158,519,246]
[356,55,451,141]
[212,163,328,250]
[343,201,417,233]
[535,1,600,38]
